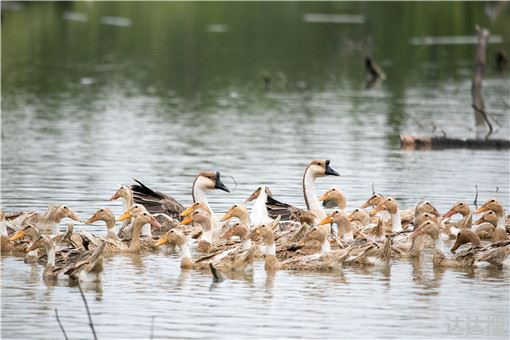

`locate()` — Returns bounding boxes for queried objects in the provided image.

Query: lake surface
[1,2,509,339]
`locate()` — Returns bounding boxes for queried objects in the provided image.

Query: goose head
[180,202,211,218]
[85,208,116,228]
[194,171,230,193]
[155,228,186,247]
[370,197,398,216]
[9,225,40,242]
[221,204,249,222]
[245,186,273,202]
[474,210,497,226]
[56,205,81,222]
[451,229,482,253]
[117,204,147,221]
[319,210,350,229]
[416,200,440,217]
[319,187,347,209]
[306,160,339,178]
[361,193,385,209]
[182,208,212,228]
[222,222,250,240]
[411,220,440,241]
[348,208,371,225]
[300,210,319,227]
[304,226,328,244]
[476,199,504,216]
[109,185,132,201]
[443,201,470,218]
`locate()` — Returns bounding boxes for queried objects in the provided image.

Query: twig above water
[472,104,493,140]
[474,185,479,208]
[78,284,98,340]
[55,309,69,340]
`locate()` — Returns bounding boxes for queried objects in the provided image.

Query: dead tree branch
[78,284,98,340]
[55,309,69,340]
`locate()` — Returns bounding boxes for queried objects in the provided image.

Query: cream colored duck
[319,187,347,210]
[361,193,390,222]
[155,228,252,272]
[370,197,403,234]
[320,210,354,242]
[26,235,65,280]
[11,204,81,235]
[475,199,508,242]
[245,186,274,225]
[443,201,473,236]
[450,229,510,268]
[130,172,229,223]
[474,210,498,240]
[111,209,162,253]
[265,160,340,222]
[85,208,118,240]
[181,208,216,252]
[221,221,252,251]
[10,225,43,260]
[64,242,106,283]
[110,185,134,211]
[221,204,250,226]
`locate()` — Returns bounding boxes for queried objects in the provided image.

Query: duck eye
[100,209,104,212]
[63,206,68,209]
[233,205,237,208]
[459,203,464,206]
[490,199,495,202]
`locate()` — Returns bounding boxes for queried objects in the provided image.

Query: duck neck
[262,236,276,256]
[129,218,143,250]
[251,189,271,225]
[433,235,441,251]
[320,237,331,255]
[200,224,214,244]
[142,223,152,238]
[496,211,506,230]
[303,169,325,218]
[193,182,216,224]
[178,240,192,260]
[0,219,7,237]
[240,239,252,251]
[51,223,60,236]
[123,192,134,211]
[391,209,402,233]
[45,242,56,266]
[105,218,117,240]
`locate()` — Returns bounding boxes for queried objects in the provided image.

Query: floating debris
[303,13,365,24]
[80,77,95,86]
[63,11,88,22]
[207,24,229,33]
[410,35,503,46]
[100,16,132,27]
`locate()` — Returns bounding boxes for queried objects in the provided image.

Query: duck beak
[475,205,489,214]
[221,211,233,222]
[117,211,132,222]
[431,207,440,217]
[180,206,194,217]
[109,192,120,201]
[443,209,456,219]
[9,230,25,241]
[245,192,259,202]
[324,160,340,176]
[150,217,162,229]
[154,235,169,247]
[318,193,329,202]
[360,201,371,209]
[68,210,81,222]
[181,216,193,225]
[319,216,333,225]
[474,217,484,225]
[85,214,98,225]
[214,172,230,193]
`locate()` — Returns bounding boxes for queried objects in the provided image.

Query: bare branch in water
[55,309,69,340]
[473,185,479,208]
[78,284,98,340]
[472,104,493,140]
[371,183,375,195]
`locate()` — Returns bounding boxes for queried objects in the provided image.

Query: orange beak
[155,235,169,247]
[117,210,132,222]
[221,210,233,222]
[319,192,329,202]
[360,201,371,209]
[9,230,26,242]
[68,210,81,222]
[181,216,193,225]
[475,205,489,214]
[85,213,99,225]
[180,206,194,217]
[443,209,456,219]
[109,191,121,201]
[319,216,333,225]
[473,217,484,225]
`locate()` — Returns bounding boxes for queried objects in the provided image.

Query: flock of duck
[1,160,509,284]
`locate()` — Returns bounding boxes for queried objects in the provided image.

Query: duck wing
[131,179,184,219]
[266,195,303,222]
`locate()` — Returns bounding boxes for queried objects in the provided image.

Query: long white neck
[434,236,442,251]
[122,194,134,211]
[262,242,276,256]
[320,238,331,255]
[201,228,213,244]
[46,246,56,266]
[0,220,7,237]
[391,209,402,233]
[142,223,152,238]
[380,210,391,222]
[179,241,191,260]
[240,239,252,251]
[496,210,506,230]
[106,228,117,240]
[51,223,60,236]
[303,170,325,218]
[251,188,271,225]
[193,181,217,224]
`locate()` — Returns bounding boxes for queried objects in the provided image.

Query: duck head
[370,197,398,216]
[474,210,497,226]
[109,185,131,201]
[451,229,482,253]
[443,201,470,218]
[361,193,385,209]
[155,228,186,247]
[476,199,504,216]
[245,186,273,202]
[85,208,115,226]
[416,200,440,217]
[221,204,249,222]
[307,160,340,178]
[319,187,346,209]
[195,171,230,193]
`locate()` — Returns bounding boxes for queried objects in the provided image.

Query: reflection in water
[2,2,510,339]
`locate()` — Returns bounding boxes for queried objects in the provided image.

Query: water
[1,2,510,339]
